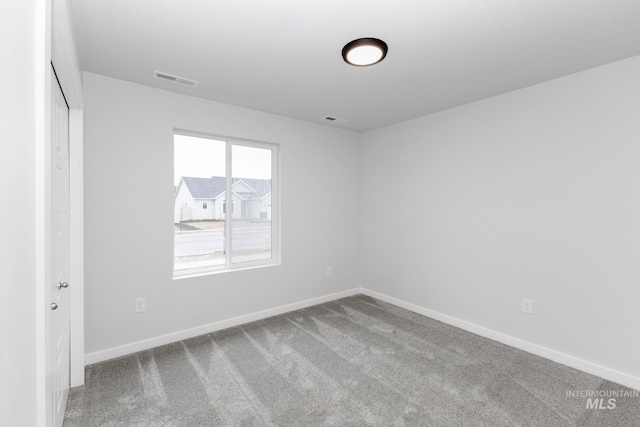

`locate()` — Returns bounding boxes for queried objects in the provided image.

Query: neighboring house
[174,176,271,223]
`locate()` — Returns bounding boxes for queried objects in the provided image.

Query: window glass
[231,145,272,264]
[174,133,278,276]
[174,135,226,273]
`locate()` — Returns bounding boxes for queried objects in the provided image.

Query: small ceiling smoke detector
[153,70,199,87]
[342,38,388,66]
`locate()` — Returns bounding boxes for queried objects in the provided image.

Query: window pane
[174,134,226,272]
[231,145,272,264]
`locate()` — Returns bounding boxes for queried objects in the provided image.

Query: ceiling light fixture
[342,38,388,66]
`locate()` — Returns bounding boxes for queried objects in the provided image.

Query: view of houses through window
[174,133,276,275]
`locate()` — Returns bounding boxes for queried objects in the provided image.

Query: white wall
[83,72,360,357]
[193,199,213,220]
[361,55,640,385]
[0,1,38,425]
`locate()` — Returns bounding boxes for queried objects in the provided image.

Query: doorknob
[57,282,69,289]
[51,303,58,310]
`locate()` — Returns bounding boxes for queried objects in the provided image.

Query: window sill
[172,261,281,280]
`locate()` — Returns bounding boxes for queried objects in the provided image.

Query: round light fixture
[342,38,388,66]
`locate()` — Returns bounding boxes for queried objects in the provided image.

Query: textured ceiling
[69,0,640,132]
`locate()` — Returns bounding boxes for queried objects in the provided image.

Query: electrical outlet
[326,266,333,277]
[135,298,146,313]
[522,298,533,314]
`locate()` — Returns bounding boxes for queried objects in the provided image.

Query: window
[222,200,234,214]
[173,132,278,276]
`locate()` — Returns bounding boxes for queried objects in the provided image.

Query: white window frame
[173,129,280,278]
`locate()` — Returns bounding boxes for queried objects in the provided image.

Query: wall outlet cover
[135,298,146,313]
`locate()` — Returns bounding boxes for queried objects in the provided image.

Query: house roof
[233,179,272,201]
[179,176,271,200]
[180,176,226,199]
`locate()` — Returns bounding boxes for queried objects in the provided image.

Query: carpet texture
[64,295,640,426]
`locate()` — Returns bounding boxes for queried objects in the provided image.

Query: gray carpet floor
[64,294,640,426]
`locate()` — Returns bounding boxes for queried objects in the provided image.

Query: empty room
[3,0,640,426]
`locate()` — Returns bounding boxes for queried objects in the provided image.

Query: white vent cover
[154,71,199,87]
[324,116,349,123]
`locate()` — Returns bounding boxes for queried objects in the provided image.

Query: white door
[51,71,71,427]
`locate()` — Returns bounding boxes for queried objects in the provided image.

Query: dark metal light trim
[342,38,388,66]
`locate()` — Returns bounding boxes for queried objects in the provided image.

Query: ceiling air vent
[324,116,349,123]
[153,70,199,87]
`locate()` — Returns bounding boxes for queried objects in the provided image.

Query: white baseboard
[85,288,360,366]
[360,288,640,392]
